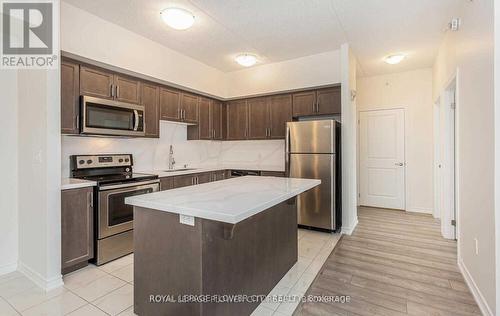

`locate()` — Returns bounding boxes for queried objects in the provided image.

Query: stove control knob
[119,159,124,163]
[87,160,93,164]
[126,168,131,172]
[78,160,85,165]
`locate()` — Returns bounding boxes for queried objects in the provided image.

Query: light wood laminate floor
[295,207,481,316]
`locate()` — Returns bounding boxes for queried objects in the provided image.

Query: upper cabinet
[61,59,80,135]
[80,65,141,104]
[268,94,292,139]
[247,97,268,140]
[180,93,199,124]
[188,98,224,140]
[159,88,181,121]
[141,82,160,138]
[292,86,341,117]
[226,100,248,140]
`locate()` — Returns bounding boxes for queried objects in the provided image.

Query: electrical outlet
[180,214,195,226]
[474,238,479,255]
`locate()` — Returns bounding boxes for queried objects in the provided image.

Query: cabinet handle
[76,115,80,130]
[316,102,319,113]
[116,85,120,99]
[110,85,115,98]
[88,192,93,209]
[182,109,185,121]
[196,177,199,185]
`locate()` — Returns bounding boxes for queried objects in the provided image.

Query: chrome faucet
[168,145,176,170]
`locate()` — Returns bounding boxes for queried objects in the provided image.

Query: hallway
[295,207,481,315]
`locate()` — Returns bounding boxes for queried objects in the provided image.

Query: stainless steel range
[70,154,159,265]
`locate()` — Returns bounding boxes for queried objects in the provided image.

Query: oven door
[98,181,159,239]
[82,96,145,137]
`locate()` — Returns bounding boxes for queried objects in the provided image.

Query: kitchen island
[126,176,320,316]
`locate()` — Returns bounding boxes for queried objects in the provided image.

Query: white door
[359,109,405,209]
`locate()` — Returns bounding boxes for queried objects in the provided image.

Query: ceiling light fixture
[160,8,195,30]
[384,54,406,65]
[235,54,257,67]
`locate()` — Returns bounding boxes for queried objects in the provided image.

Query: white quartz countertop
[137,165,285,178]
[61,178,97,190]
[125,176,320,224]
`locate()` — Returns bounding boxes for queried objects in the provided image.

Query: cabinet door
[247,97,269,140]
[269,94,292,139]
[226,100,248,140]
[159,88,181,121]
[292,91,316,117]
[61,187,94,274]
[115,75,141,104]
[316,87,341,115]
[173,174,195,188]
[141,83,159,138]
[160,177,173,191]
[61,60,80,134]
[181,93,199,123]
[261,171,286,177]
[215,170,227,181]
[80,66,114,99]
[198,98,211,140]
[211,101,223,140]
[197,172,212,184]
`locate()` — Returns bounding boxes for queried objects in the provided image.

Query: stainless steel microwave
[81,96,145,137]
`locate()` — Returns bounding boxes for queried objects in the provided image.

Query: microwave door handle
[133,110,139,131]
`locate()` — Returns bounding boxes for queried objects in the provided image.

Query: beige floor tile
[21,291,86,316]
[298,239,324,259]
[63,266,107,292]
[275,288,304,315]
[261,284,290,311]
[93,284,133,315]
[98,255,133,274]
[291,273,316,294]
[117,306,137,316]
[0,297,19,316]
[66,304,108,316]
[0,272,24,285]
[276,261,309,288]
[250,304,274,316]
[304,258,325,276]
[71,274,126,302]
[110,264,133,283]
[6,285,66,311]
[0,276,36,298]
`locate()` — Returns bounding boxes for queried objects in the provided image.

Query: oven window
[86,102,134,131]
[108,188,154,226]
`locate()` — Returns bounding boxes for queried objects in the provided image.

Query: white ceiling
[62,0,462,76]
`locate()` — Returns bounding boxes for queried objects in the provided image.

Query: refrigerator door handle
[285,125,291,177]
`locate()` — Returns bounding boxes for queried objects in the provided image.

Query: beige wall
[357,68,434,214]
[433,0,495,314]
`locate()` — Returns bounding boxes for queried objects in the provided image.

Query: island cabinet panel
[80,65,114,99]
[114,75,141,104]
[160,177,173,191]
[247,97,269,140]
[160,88,181,121]
[133,199,297,316]
[292,90,316,117]
[61,60,80,134]
[268,94,292,139]
[61,187,94,275]
[141,82,160,138]
[316,86,341,115]
[181,93,199,124]
[226,100,248,140]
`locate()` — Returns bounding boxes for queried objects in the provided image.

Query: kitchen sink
[162,168,197,172]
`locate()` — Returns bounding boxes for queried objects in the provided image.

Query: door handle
[395,162,404,166]
[133,110,139,131]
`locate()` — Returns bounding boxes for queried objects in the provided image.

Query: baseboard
[341,217,358,235]
[0,262,17,276]
[406,207,433,214]
[458,258,493,316]
[18,262,63,291]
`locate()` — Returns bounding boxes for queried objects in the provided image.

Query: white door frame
[357,107,407,210]
[435,71,459,240]
[433,98,441,219]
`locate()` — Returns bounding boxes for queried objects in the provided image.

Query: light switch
[180,214,195,226]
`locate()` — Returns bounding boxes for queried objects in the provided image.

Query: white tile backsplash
[62,121,284,177]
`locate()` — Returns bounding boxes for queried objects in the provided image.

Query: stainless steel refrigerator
[286,120,341,232]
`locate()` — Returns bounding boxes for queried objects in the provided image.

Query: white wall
[433,0,495,314]
[495,0,500,311]
[357,68,434,214]
[340,44,358,234]
[62,122,285,176]
[61,2,227,98]
[225,50,341,98]
[0,69,19,275]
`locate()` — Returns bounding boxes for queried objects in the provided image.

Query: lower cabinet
[261,171,286,177]
[61,187,94,274]
[160,177,173,191]
[173,174,196,188]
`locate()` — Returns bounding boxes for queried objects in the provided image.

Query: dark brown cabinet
[268,94,292,139]
[114,75,141,104]
[213,170,227,181]
[160,88,181,121]
[61,187,94,274]
[61,60,80,134]
[226,100,248,140]
[181,93,199,124]
[247,98,268,139]
[160,177,173,191]
[292,87,341,117]
[142,82,160,138]
[173,174,196,188]
[261,171,286,177]
[212,101,224,140]
[188,99,224,140]
[197,172,212,184]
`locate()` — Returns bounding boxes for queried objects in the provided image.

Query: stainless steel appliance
[286,120,341,232]
[81,96,145,137]
[70,154,159,265]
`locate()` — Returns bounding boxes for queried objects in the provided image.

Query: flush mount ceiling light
[384,54,406,65]
[235,54,257,67]
[160,8,195,30]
